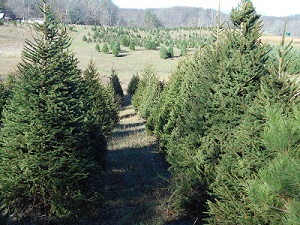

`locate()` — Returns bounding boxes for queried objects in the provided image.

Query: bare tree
[6,0,40,20]
[53,0,75,23]
[99,0,119,26]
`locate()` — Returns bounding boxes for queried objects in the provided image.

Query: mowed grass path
[99,96,172,224]
[99,96,200,224]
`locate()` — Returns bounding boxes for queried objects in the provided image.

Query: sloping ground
[98,96,199,224]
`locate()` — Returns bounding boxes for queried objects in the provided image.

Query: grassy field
[1,23,300,89]
[0,24,180,91]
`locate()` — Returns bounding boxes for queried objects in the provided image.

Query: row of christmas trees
[132,0,300,224]
[0,1,122,223]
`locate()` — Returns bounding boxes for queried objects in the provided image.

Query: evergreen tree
[110,70,124,106]
[180,41,188,56]
[82,60,119,137]
[110,41,115,51]
[0,81,8,120]
[144,10,162,28]
[160,46,168,59]
[121,35,129,47]
[247,139,300,225]
[207,17,300,225]
[167,45,174,58]
[95,43,100,52]
[127,73,140,95]
[146,59,191,149]
[152,0,271,219]
[102,42,109,53]
[112,42,121,57]
[0,1,102,221]
[129,39,136,50]
[132,65,163,120]
[145,40,156,50]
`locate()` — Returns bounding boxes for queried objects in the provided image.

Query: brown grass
[0,24,33,79]
[2,24,299,88]
[261,35,300,48]
[0,24,180,89]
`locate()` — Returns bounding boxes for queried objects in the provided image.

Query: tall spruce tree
[207,18,300,225]
[154,0,271,219]
[0,1,103,221]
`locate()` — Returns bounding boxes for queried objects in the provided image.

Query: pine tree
[102,43,109,53]
[207,16,300,225]
[160,46,168,59]
[82,60,119,138]
[127,73,140,95]
[110,70,124,106]
[157,0,271,219]
[0,1,102,221]
[247,138,300,225]
[129,39,136,51]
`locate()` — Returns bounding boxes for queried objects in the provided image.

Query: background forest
[1,0,300,36]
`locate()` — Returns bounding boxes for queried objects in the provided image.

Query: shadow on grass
[112,127,145,138]
[119,112,136,120]
[100,142,171,225]
[123,94,132,107]
[164,217,202,225]
[114,121,144,130]
[117,53,129,58]
[98,96,201,224]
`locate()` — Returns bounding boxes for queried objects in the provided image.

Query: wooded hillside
[2,0,300,36]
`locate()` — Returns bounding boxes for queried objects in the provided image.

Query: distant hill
[3,1,300,37]
[119,7,300,37]
[119,7,229,28]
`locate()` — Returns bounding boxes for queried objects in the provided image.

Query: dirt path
[99,97,171,224]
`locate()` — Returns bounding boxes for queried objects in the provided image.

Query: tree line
[2,0,118,25]
[131,0,300,224]
[3,0,300,36]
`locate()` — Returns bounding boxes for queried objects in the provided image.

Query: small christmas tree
[102,43,109,53]
[129,39,136,50]
[110,70,124,106]
[83,60,119,138]
[160,46,168,59]
[95,43,100,52]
